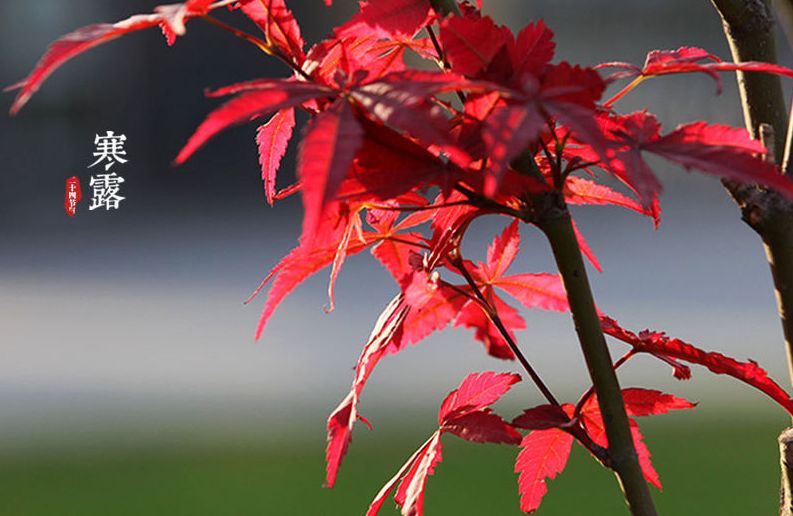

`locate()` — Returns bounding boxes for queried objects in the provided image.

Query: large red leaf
[440,15,510,77]
[600,316,793,415]
[515,428,574,513]
[337,114,456,204]
[646,122,793,198]
[239,0,305,65]
[8,0,217,115]
[510,21,555,81]
[352,71,477,167]
[251,206,378,339]
[563,176,657,226]
[595,112,793,204]
[256,108,296,205]
[175,81,331,164]
[297,100,364,240]
[447,222,568,358]
[481,101,544,194]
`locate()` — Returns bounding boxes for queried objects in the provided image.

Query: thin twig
[368,201,471,212]
[426,25,466,104]
[382,236,432,250]
[453,184,524,218]
[202,15,274,55]
[450,257,561,407]
[604,76,646,107]
[574,350,636,416]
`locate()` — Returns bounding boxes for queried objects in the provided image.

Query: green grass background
[0,412,785,515]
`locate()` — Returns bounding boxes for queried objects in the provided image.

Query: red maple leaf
[440,14,511,77]
[448,221,569,357]
[578,390,694,489]
[239,0,305,66]
[513,388,693,512]
[599,46,793,96]
[174,80,333,165]
[297,99,365,239]
[601,316,793,415]
[326,294,408,487]
[337,0,433,39]
[7,0,219,115]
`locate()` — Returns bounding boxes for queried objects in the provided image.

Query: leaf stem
[449,256,561,407]
[453,183,524,218]
[202,15,274,55]
[604,76,646,108]
[381,236,432,250]
[425,24,466,104]
[202,15,312,82]
[367,201,470,212]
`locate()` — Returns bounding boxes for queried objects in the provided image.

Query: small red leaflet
[368,372,521,516]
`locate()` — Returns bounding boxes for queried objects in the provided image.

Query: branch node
[761,122,777,164]
[783,93,793,176]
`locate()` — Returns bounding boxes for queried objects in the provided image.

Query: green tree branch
[531,191,659,516]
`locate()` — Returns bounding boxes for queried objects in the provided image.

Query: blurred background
[1,0,792,514]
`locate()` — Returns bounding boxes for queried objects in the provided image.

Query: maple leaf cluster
[11,0,793,514]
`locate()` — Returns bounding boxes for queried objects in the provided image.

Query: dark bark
[710,2,793,514]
